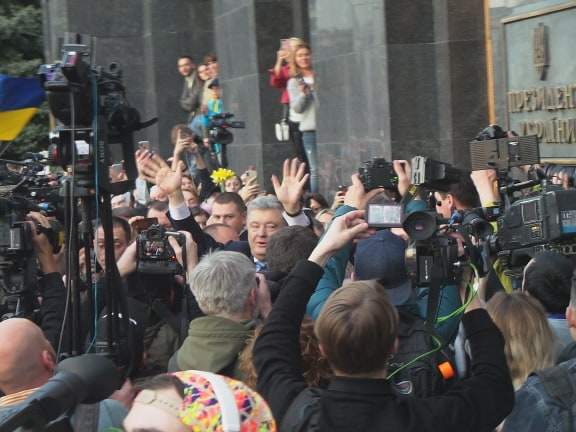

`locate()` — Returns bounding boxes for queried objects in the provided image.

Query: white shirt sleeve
[134,177,150,206]
[169,202,191,221]
[282,211,309,227]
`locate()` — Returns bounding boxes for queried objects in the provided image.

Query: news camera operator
[114,228,202,377]
[0,211,66,352]
[307,162,463,345]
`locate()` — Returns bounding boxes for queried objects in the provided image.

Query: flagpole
[0,140,11,158]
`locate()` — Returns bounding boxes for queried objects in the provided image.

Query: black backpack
[387,309,454,397]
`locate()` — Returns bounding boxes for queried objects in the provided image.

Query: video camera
[403,211,462,287]
[37,36,155,194]
[402,209,489,287]
[207,112,246,146]
[490,186,576,274]
[0,195,62,321]
[469,128,576,276]
[136,224,185,275]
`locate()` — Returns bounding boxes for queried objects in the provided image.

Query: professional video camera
[37,37,155,193]
[0,195,62,321]
[136,225,185,275]
[469,128,576,277]
[207,112,246,146]
[490,185,576,274]
[402,208,491,288]
[403,211,462,287]
[358,158,398,191]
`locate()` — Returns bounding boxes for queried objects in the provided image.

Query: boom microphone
[0,354,121,431]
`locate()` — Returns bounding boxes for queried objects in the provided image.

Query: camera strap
[400,184,421,209]
[425,260,444,333]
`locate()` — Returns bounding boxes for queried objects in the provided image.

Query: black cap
[208,78,220,89]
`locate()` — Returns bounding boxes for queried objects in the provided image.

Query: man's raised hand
[272,158,309,215]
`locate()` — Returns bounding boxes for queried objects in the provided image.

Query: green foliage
[0,0,48,158]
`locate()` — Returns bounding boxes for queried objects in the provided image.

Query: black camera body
[402,211,464,287]
[38,40,145,194]
[136,225,184,275]
[405,235,461,287]
[493,188,576,274]
[358,158,398,191]
[207,112,246,146]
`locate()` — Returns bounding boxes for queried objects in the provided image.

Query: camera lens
[403,211,438,241]
[147,227,162,241]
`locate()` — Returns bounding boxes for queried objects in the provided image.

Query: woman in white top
[287,44,318,192]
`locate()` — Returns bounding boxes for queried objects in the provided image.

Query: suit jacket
[169,212,251,259]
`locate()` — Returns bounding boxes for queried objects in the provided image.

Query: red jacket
[268,64,291,104]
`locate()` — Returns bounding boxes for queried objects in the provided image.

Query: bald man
[0,319,126,431]
[0,318,55,398]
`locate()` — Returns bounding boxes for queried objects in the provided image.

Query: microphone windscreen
[56,354,121,403]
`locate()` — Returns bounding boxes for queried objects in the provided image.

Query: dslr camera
[358,158,398,191]
[136,224,185,275]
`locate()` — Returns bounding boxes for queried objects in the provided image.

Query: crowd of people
[1,40,576,432]
[177,38,318,191]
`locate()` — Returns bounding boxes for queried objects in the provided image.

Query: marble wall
[213,0,309,191]
[309,0,489,193]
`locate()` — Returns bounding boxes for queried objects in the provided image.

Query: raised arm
[253,210,372,422]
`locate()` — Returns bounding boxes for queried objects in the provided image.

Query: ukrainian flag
[0,74,45,141]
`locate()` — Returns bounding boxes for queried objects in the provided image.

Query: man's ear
[41,349,56,373]
[567,306,575,328]
[391,337,399,355]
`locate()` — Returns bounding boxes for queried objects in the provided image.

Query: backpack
[387,309,454,398]
[280,310,454,431]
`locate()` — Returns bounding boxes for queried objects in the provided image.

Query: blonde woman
[287,43,318,191]
[487,291,556,390]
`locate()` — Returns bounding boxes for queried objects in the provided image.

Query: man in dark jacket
[178,55,203,120]
[253,210,515,432]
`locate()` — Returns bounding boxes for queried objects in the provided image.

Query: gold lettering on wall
[508,85,576,113]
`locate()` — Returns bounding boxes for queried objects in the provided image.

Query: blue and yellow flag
[0,74,45,141]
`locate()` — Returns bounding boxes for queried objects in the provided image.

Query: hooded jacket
[168,315,254,379]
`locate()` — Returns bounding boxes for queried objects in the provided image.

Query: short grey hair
[247,196,284,213]
[189,251,256,315]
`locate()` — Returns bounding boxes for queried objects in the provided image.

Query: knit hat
[354,230,414,306]
[173,370,276,432]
